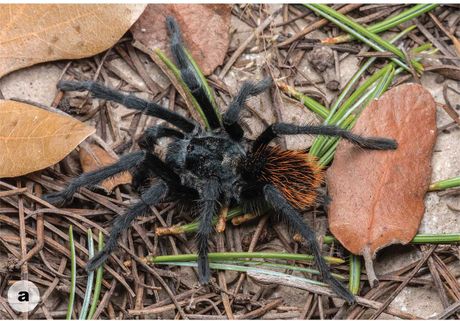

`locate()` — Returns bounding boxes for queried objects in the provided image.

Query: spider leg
[263,184,355,304]
[86,182,168,271]
[253,123,398,151]
[57,80,196,133]
[134,130,183,190]
[222,78,272,141]
[166,16,221,129]
[43,151,146,205]
[132,125,185,190]
[138,125,185,150]
[139,152,192,194]
[196,179,220,284]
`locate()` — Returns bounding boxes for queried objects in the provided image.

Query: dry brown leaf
[327,84,437,259]
[79,144,132,192]
[0,4,146,78]
[131,4,231,75]
[0,100,94,178]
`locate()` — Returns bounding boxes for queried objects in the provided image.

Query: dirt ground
[1,4,460,320]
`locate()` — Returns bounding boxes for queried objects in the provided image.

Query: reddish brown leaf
[131,4,231,75]
[327,84,437,258]
[79,144,132,192]
[0,100,95,178]
[0,4,146,78]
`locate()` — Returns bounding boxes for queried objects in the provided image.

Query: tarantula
[44,17,397,304]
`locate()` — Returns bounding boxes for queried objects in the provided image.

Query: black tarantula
[44,17,397,304]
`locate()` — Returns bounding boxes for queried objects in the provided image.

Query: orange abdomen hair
[248,146,324,209]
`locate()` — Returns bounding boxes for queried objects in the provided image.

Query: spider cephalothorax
[44,16,397,304]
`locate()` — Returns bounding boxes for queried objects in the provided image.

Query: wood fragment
[216,207,229,233]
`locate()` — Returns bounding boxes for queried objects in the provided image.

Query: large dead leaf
[80,144,132,192]
[327,84,437,258]
[0,4,146,78]
[131,4,231,75]
[0,100,95,178]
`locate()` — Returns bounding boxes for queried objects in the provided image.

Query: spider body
[44,17,398,304]
[166,130,246,195]
[243,146,324,209]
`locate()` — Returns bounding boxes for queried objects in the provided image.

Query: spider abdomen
[244,146,324,209]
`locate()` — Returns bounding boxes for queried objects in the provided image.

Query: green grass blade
[66,225,76,320]
[305,4,422,73]
[208,259,347,280]
[155,49,210,128]
[429,176,460,191]
[323,233,460,245]
[310,64,392,157]
[88,231,105,320]
[164,207,244,234]
[147,251,344,265]
[348,254,361,294]
[321,25,415,129]
[330,5,436,43]
[369,4,437,34]
[316,65,394,161]
[277,82,329,119]
[158,261,330,286]
[409,234,460,244]
[184,49,221,123]
[79,229,95,320]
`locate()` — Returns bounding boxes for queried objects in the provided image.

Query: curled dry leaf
[0,100,94,178]
[131,4,231,75]
[327,84,437,275]
[0,4,146,78]
[79,144,132,192]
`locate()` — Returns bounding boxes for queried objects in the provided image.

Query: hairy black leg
[263,184,355,304]
[166,16,221,129]
[86,182,168,271]
[254,123,398,151]
[58,80,196,133]
[196,179,220,284]
[43,151,146,205]
[141,153,182,188]
[133,125,185,190]
[138,125,185,150]
[131,164,151,192]
[133,151,196,193]
[223,78,272,141]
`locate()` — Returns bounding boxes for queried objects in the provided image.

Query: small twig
[91,280,117,319]
[231,216,269,299]
[15,185,45,269]
[235,298,283,319]
[415,19,459,66]
[219,8,281,78]
[435,300,460,319]
[277,4,361,47]
[428,12,460,56]
[248,270,422,319]
[369,245,436,319]
[427,255,450,308]
[216,233,234,319]
[441,85,460,126]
